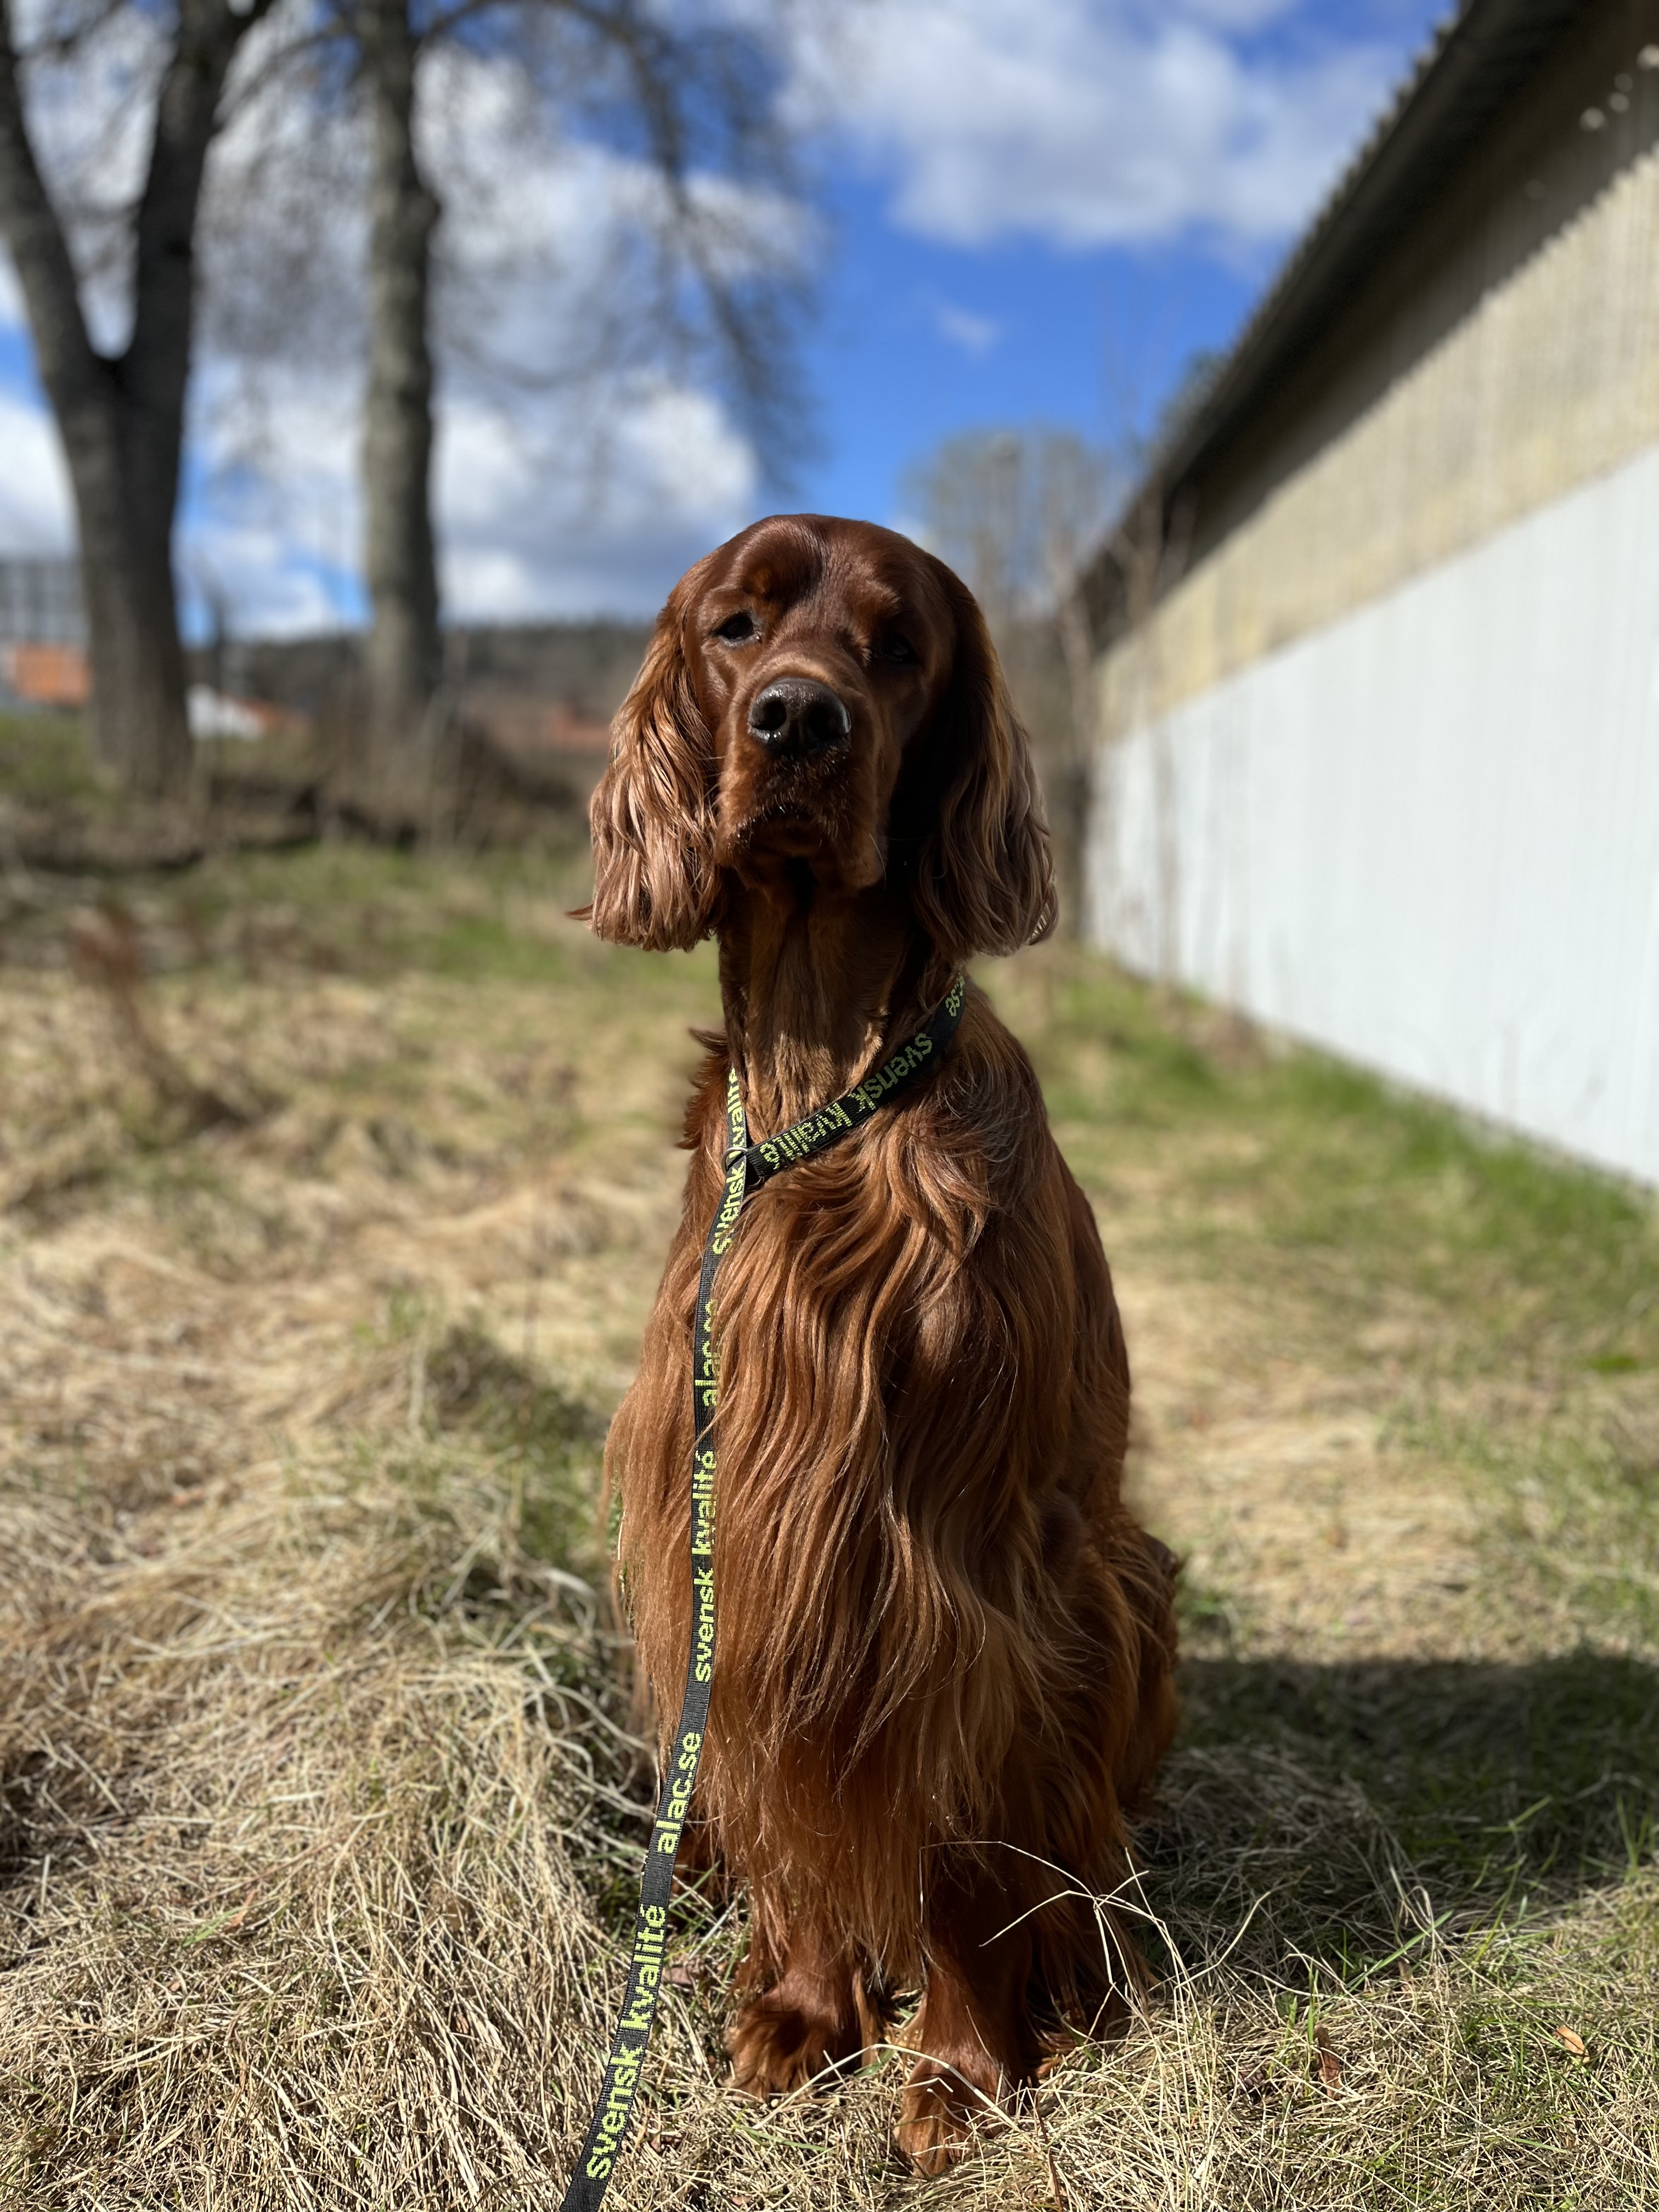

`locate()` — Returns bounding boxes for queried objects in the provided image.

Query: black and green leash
[560,973,968,2211]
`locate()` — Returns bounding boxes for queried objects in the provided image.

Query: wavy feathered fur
[591,515,1177,2170]
[588,561,724,952]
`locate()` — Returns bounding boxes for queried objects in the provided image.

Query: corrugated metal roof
[1114,0,1594,535]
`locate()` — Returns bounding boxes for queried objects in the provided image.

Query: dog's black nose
[747,679,851,758]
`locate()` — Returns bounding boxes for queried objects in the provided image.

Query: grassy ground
[0,713,107,811]
[1,843,1655,2209]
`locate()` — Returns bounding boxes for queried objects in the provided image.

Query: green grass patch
[425,1321,607,1568]
[1007,957,1659,1380]
[132,839,726,1011]
[0,712,103,808]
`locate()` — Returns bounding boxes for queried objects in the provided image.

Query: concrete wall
[1103,5,1659,733]
[1088,442,1659,1185]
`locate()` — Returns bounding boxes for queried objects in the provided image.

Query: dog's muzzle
[747,679,851,761]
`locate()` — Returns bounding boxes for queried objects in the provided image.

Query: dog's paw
[894,2056,1001,2173]
[727,1986,861,2097]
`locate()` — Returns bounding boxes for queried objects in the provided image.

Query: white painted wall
[1087,441,1659,1186]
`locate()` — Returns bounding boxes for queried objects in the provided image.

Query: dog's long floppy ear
[901,569,1057,964]
[586,580,721,951]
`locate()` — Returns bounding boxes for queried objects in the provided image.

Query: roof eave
[1098,0,1591,588]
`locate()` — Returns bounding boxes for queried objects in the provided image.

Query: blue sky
[796,0,1448,524]
[0,0,1450,635]
[800,176,1246,525]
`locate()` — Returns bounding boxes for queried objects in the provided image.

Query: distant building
[1087,0,1659,1186]
[0,557,84,647]
[0,557,89,709]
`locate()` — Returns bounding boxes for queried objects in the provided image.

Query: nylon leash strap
[560,974,967,2210]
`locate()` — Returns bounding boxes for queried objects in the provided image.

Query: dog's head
[587,514,1055,964]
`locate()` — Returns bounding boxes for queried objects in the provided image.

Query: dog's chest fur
[606,1023,1142,1943]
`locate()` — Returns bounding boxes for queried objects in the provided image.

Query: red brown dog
[588,513,1177,2169]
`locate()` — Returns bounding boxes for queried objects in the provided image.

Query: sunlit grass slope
[1,844,1654,2207]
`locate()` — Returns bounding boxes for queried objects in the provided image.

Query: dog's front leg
[727,1916,874,2096]
[897,1857,1037,2172]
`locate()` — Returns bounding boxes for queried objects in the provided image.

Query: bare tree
[0,0,275,799]
[359,0,439,753]
[909,426,1116,934]
[298,0,810,759]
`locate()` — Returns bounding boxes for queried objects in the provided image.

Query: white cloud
[179,366,364,636]
[0,387,74,551]
[793,0,1396,250]
[1180,0,1303,27]
[933,298,1002,356]
[168,349,757,633]
[435,381,758,622]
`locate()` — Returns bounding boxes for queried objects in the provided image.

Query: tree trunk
[72,408,195,798]
[0,0,256,800]
[360,0,440,761]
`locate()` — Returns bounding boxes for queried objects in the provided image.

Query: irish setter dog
[587,514,1177,2169]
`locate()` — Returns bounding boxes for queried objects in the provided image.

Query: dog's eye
[714,611,758,644]
[874,633,917,667]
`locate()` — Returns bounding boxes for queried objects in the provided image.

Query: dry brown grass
[2,844,1655,2207]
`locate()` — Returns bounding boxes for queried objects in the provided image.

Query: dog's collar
[726,972,968,1187]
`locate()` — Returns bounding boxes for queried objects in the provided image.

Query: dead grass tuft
[67,899,264,1138]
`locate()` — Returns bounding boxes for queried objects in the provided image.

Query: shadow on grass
[1144,1651,1659,1978]
[422,1322,610,1570]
